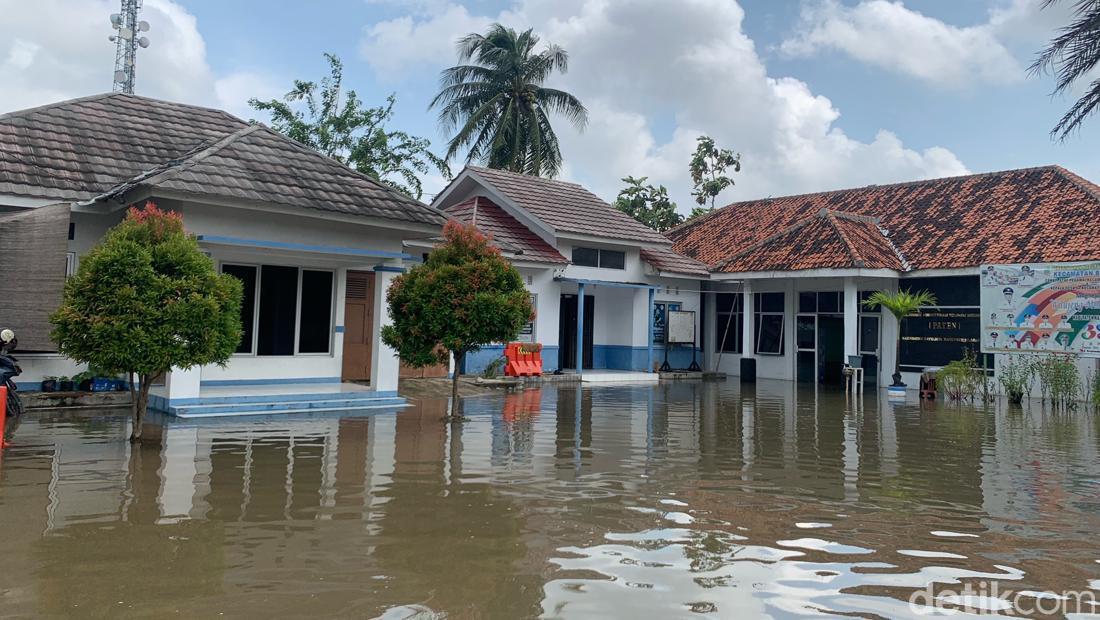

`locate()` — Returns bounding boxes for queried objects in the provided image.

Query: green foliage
[50,202,242,440]
[1035,354,1081,410]
[250,53,449,200]
[998,354,1036,404]
[481,356,507,379]
[939,349,984,402]
[861,289,937,320]
[613,176,683,232]
[1092,369,1100,410]
[1030,0,1100,141]
[430,23,588,177]
[381,221,533,367]
[689,135,741,210]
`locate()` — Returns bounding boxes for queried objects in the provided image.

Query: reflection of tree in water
[373,399,542,618]
[33,442,225,617]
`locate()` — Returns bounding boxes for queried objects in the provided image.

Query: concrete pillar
[647,287,655,373]
[843,277,859,359]
[576,283,586,374]
[165,366,201,401]
[741,280,755,358]
[370,267,402,393]
[702,284,716,371]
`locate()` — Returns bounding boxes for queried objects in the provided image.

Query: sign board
[980,262,1100,357]
[667,310,695,344]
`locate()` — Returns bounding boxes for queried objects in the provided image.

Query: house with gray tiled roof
[432,166,709,377]
[0,92,445,415]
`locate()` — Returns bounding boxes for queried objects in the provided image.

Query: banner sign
[980,262,1100,357]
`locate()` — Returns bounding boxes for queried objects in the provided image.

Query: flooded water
[3,381,1100,618]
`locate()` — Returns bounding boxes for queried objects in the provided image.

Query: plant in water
[381,221,533,419]
[939,349,985,402]
[50,202,243,442]
[998,354,1036,405]
[482,356,507,379]
[861,289,937,387]
[1035,354,1081,410]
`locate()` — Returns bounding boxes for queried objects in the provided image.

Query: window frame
[296,268,336,356]
[571,246,627,270]
[222,262,262,356]
[715,293,743,354]
[754,292,785,355]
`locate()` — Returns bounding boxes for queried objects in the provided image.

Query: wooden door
[341,271,375,381]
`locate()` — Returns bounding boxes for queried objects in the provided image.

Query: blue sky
[2,0,1096,211]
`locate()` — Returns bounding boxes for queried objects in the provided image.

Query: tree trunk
[450,351,464,419]
[129,372,157,443]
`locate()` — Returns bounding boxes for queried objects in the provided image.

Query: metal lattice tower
[109,0,150,94]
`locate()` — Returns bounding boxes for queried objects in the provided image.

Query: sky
[2,0,1097,214]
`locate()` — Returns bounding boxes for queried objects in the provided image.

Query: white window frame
[65,251,76,277]
[220,262,336,358]
[754,292,785,356]
[296,268,337,356]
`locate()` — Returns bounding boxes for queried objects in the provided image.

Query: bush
[1036,354,1081,410]
[998,355,1036,404]
[939,349,985,402]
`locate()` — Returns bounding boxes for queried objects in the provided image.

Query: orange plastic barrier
[504,343,543,377]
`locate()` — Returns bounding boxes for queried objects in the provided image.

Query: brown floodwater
[2,380,1100,619]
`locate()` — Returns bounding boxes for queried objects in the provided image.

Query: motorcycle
[0,329,23,418]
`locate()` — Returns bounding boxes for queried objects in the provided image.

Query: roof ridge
[0,92,119,122]
[1052,165,1100,205]
[821,209,865,268]
[712,212,819,270]
[874,221,912,272]
[467,165,588,189]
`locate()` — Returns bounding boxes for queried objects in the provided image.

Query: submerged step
[171,402,410,419]
[171,396,406,416]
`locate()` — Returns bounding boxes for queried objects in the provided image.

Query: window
[298,270,334,353]
[517,294,537,343]
[898,276,987,369]
[571,246,626,269]
[65,252,76,277]
[859,315,880,354]
[799,291,843,313]
[222,264,257,354]
[754,292,785,355]
[715,294,743,353]
[222,263,335,356]
[653,302,682,344]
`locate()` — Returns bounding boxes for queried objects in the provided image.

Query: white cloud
[0,0,279,120]
[359,4,496,80]
[362,0,968,209]
[781,0,1024,88]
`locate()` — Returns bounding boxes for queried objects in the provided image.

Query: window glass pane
[257,265,299,356]
[599,249,625,269]
[756,314,784,354]
[298,270,333,353]
[859,290,880,312]
[859,316,879,354]
[572,246,599,267]
[758,292,784,313]
[222,264,256,354]
[716,293,743,313]
[796,315,815,350]
[716,311,742,353]
[798,292,816,314]
[818,291,840,313]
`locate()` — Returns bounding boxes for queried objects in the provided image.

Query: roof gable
[462,166,670,245]
[670,166,1100,271]
[445,196,567,264]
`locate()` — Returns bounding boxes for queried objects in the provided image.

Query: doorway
[817,315,845,385]
[341,270,375,381]
[559,294,594,370]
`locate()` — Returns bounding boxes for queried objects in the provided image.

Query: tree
[430,24,588,177]
[862,289,937,387]
[1030,0,1100,140]
[613,176,684,232]
[381,221,533,419]
[250,53,449,199]
[689,135,741,217]
[50,203,242,442]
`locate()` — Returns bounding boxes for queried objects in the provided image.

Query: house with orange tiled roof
[667,165,1100,389]
[431,166,709,378]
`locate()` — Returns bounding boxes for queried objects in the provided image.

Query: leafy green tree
[1030,0,1100,140]
[50,203,243,442]
[689,135,741,218]
[381,221,533,418]
[430,24,588,177]
[250,53,449,199]
[613,176,683,232]
[862,289,937,387]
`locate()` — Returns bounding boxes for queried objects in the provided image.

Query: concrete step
[176,389,390,406]
[171,396,406,417]
[172,402,409,419]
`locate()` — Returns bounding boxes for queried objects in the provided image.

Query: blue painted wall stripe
[196,235,411,259]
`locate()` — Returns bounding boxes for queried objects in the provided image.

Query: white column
[741,280,754,359]
[370,268,402,393]
[165,366,201,400]
[844,277,859,359]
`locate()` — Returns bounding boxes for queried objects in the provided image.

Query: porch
[149,380,405,418]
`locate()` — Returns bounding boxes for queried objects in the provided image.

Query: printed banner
[980,262,1100,357]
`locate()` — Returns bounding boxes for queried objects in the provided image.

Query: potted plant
[862,288,937,388]
[41,376,59,393]
[58,375,76,392]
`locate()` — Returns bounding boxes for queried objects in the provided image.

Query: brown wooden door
[341,271,375,381]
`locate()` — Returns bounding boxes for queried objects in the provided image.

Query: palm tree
[862,289,937,387]
[1030,0,1100,140]
[430,24,588,177]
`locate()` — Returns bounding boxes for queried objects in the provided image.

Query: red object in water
[505,343,543,377]
[0,385,8,449]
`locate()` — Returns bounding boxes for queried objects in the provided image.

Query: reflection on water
[2,381,1100,618]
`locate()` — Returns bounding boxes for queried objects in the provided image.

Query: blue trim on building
[334,325,345,333]
[196,235,411,259]
[460,344,698,374]
[556,277,659,290]
[373,265,406,273]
